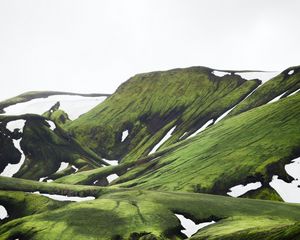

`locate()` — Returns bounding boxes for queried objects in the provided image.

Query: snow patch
[33,191,95,202]
[179,132,188,140]
[227,182,262,197]
[93,180,99,185]
[268,92,287,104]
[56,162,69,173]
[270,176,300,203]
[289,89,300,96]
[187,120,213,139]
[102,159,119,166]
[6,119,26,133]
[212,71,229,77]
[236,71,279,82]
[0,205,8,220]
[107,174,119,183]
[46,120,56,130]
[2,95,106,120]
[121,130,129,142]
[39,177,48,182]
[149,126,176,155]
[175,214,215,238]
[38,177,53,182]
[0,139,25,177]
[270,157,300,203]
[214,106,236,124]
[72,165,79,172]
[1,120,26,177]
[288,70,294,75]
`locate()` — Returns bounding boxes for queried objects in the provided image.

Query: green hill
[66,67,260,162]
[0,65,300,239]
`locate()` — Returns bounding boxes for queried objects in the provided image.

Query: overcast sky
[0,0,299,100]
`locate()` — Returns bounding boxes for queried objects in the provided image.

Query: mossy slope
[0,114,108,180]
[112,93,300,196]
[1,178,300,240]
[228,65,300,117]
[67,67,260,163]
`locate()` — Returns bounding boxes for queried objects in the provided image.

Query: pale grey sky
[0,0,299,100]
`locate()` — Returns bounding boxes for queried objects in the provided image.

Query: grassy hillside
[67,67,260,162]
[55,92,300,201]
[0,65,299,239]
[0,114,108,180]
[0,177,300,239]
[228,65,300,117]
[109,93,300,197]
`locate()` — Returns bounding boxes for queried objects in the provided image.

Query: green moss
[228,65,300,117]
[1,187,300,239]
[67,67,260,163]
[0,66,299,239]
[44,108,71,125]
[242,187,283,202]
[114,94,300,197]
[0,122,21,173]
[0,190,66,221]
[0,114,108,180]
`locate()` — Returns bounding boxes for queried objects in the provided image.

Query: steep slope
[0,65,299,239]
[228,65,300,117]
[0,114,108,180]
[67,66,260,162]
[0,122,21,173]
[106,93,300,198]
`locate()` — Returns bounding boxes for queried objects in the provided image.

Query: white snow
[0,139,25,177]
[2,95,106,120]
[107,174,119,183]
[175,214,215,238]
[121,130,129,142]
[1,119,27,177]
[212,71,279,83]
[227,182,262,197]
[187,119,213,139]
[72,165,79,172]
[1,120,26,176]
[149,126,176,155]
[212,71,229,77]
[179,132,188,140]
[214,106,236,124]
[102,159,119,166]
[285,157,300,179]
[39,177,47,182]
[268,92,287,104]
[6,120,26,133]
[236,71,279,82]
[38,162,69,181]
[93,180,99,185]
[0,205,8,220]
[56,162,69,173]
[289,89,300,96]
[270,157,300,203]
[288,70,294,75]
[269,176,300,203]
[46,120,56,130]
[33,191,95,202]
[213,84,261,125]
[38,177,53,182]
